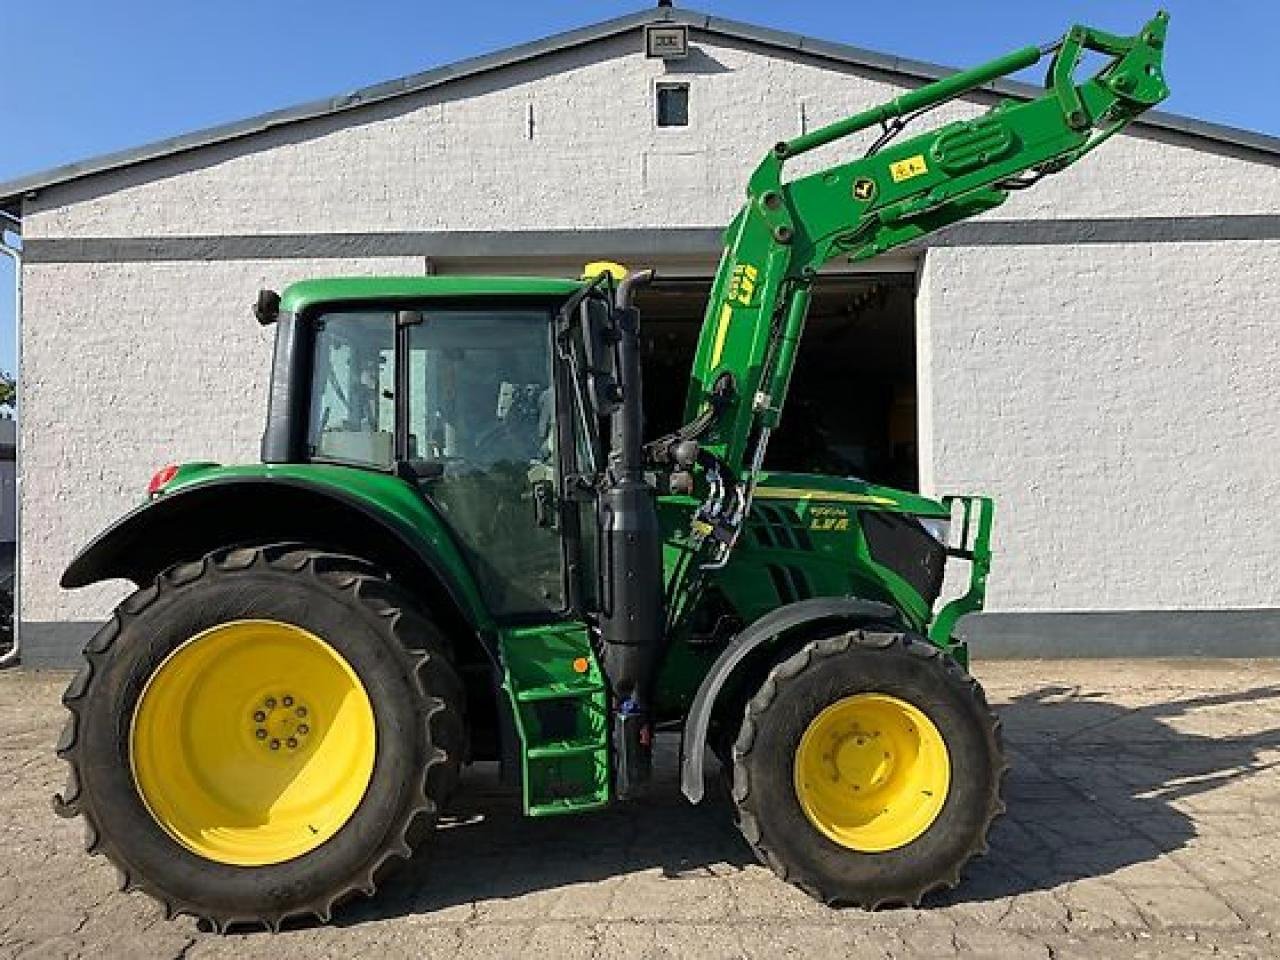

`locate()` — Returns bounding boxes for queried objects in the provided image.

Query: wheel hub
[252,694,313,752]
[130,620,377,866]
[794,693,950,853]
[829,729,892,791]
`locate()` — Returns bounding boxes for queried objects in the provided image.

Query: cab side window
[308,312,396,468]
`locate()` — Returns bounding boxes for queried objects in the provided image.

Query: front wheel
[54,544,465,930]
[730,629,1005,907]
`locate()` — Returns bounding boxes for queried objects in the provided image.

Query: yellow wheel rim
[130,620,377,866]
[793,693,949,853]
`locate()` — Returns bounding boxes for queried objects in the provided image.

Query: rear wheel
[730,629,1004,907]
[54,544,465,929]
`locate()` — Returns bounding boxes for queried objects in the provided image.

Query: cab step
[515,680,604,704]
[527,737,606,760]
[527,794,611,818]
[499,623,611,817]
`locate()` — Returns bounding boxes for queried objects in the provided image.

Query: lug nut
[255,729,267,740]
[253,710,266,723]
[286,738,298,749]
[265,698,277,710]
[295,706,307,718]
[283,696,294,707]
[270,739,281,750]
[297,724,309,736]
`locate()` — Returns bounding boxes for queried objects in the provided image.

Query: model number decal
[728,263,759,306]
[809,504,851,532]
[889,154,929,183]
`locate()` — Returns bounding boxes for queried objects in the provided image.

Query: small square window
[656,83,689,127]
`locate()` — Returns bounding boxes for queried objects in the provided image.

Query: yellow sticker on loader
[889,154,929,183]
[728,263,759,306]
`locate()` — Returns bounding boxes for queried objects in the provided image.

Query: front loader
[54,14,1169,927]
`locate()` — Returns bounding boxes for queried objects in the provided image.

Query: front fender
[679,596,899,803]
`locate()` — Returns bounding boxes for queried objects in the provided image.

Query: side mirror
[254,289,281,325]
[579,298,623,417]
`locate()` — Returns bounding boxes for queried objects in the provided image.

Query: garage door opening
[635,273,919,490]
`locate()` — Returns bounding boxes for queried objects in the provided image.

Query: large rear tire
[730,628,1005,908]
[53,543,465,930]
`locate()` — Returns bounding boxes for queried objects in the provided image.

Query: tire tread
[54,541,464,931]
[730,629,1008,909]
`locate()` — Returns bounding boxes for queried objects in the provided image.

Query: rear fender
[62,476,491,657]
[680,596,900,803]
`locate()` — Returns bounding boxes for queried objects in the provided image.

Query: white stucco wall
[21,257,421,621]
[918,240,1280,611]
[27,33,1280,242]
[16,28,1280,625]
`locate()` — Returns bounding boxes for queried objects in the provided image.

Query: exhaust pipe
[597,270,663,792]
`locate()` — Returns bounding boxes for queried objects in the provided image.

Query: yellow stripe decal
[709,302,733,369]
[753,487,898,506]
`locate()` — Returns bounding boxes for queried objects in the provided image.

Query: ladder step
[527,794,610,818]
[515,681,605,703]
[527,737,607,760]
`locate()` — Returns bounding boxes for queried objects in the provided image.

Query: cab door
[401,305,568,617]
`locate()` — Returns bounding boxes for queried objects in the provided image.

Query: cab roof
[280,276,586,314]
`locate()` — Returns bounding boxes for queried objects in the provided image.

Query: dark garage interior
[634,273,919,490]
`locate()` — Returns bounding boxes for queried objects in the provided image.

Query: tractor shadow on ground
[935,681,1280,905]
[334,682,1280,924]
[336,739,754,926]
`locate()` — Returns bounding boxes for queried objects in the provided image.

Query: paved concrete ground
[4,660,1280,959]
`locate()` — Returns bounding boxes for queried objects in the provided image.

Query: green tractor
[54,15,1169,928]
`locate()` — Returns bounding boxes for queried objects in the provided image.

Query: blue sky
[1,1,1275,383]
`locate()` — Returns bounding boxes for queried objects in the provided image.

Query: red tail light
[147,463,179,496]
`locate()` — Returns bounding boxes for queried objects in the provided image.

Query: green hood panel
[753,472,948,517]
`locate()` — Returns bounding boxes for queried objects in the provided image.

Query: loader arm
[672,12,1169,563]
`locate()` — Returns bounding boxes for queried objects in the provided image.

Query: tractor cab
[261,276,607,617]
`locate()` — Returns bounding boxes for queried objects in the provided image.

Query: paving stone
[1058,880,1148,931]
[1130,886,1245,930]
[5,661,1280,957]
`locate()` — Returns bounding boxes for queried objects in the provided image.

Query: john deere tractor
[54,15,1169,928]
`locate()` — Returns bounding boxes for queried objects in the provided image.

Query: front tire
[53,544,465,930]
[730,629,1005,908]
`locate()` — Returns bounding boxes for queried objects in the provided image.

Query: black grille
[766,564,813,604]
[747,505,813,551]
[859,512,946,605]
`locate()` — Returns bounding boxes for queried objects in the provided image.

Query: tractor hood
[752,472,948,517]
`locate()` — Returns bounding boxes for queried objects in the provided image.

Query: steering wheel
[471,419,524,463]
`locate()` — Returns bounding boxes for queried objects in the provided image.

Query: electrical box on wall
[645,24,689,60]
